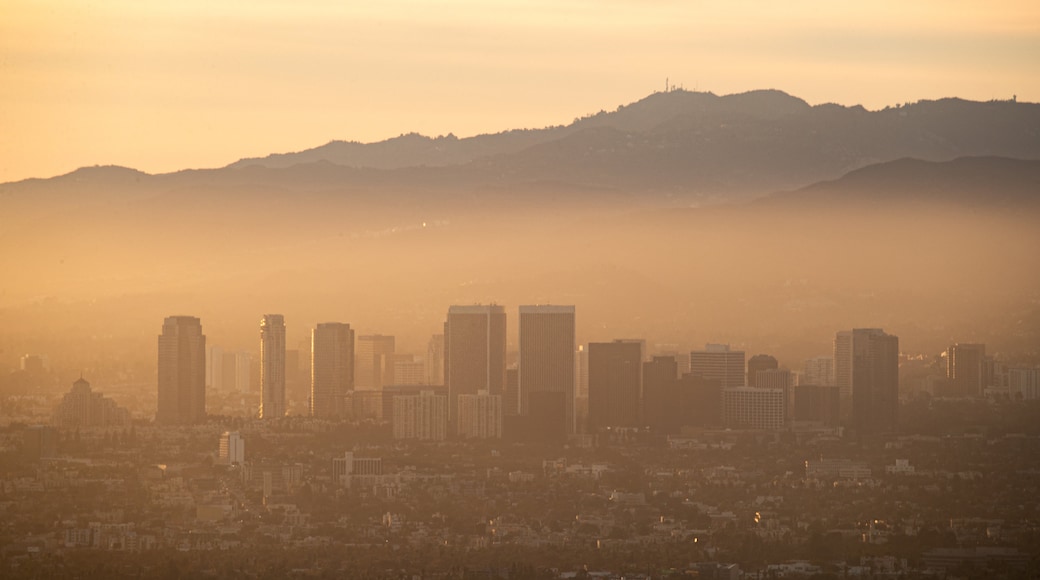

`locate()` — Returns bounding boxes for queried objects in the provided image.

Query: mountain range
[6,89,1040,207]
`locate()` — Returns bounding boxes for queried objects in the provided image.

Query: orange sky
[2,0,1038,183]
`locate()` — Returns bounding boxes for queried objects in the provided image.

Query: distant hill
[218,89,1040,199]
[758,157,1040,208]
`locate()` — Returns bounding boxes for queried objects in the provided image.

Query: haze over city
[2,1,1040,578]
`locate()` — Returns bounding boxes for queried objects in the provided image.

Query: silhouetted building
[690,344,745,389]
[850,328,899,434]
[677,374,724,429]
[504,367,519,416]
[157,315,206,424]
[793,384,841,426]
[947,343,986,396]
[445,305,506,422]
[311,322,354,418]
[723,387,784,430]
[747,354,778,387]
[519,305,576,435]
[54,377,130,428]
[643,356,680,433]
[355,334,395,391]
[588,340,643,430]
[834,331,853,401]
[260,314,286,419]
[457,390,503,438]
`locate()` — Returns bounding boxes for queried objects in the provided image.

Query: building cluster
[161,308,1040,443]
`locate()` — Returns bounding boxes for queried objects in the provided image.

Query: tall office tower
[311,322,354,418]
[504,367,520,416]
[157,316,206,424]
[677,374,724,428]
[445,305,507,422]
[260,314,286,419]
[576,344,589,398]
[793,384,841,426]
[392,391,448,440]
[588,340,643,430]
[219,431,245,465]
[747,354,778,387]
[947,343,986,396]
[803,356,835,386]
[689,344,746,389]
[643,356,680,433]
[849,328,899,434]
[756,368,793,420]
[426,334,445,385]
[355,335,396,391]
[1008,368,1040,400]
[834,331,854,399]
[206,345,224,392]
[457,391,503,438]
[222,351,252,393]
[519,305,576,435]
[393,357,426,385]
[723,387,785,430]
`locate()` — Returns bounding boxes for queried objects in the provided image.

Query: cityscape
[3,302,1039,578]
[3,1,1040,578]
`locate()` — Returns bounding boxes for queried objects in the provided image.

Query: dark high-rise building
[157,316,206,424]
[850,328,899,434]
[793,384,841,426]
[588,340,643,430]
[445,305,507,422]
[260,314,286,419]
[947,343,986,396]
[311,322,354,418]
[677,374,723,429]
[643,356,680,433]
[747,354,778,387]
[690,344,746,389]
[519,305,576,435]
[504,367,519,416]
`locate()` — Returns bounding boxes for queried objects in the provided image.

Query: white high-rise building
[157,316,206,424]
[457,390,503,438]
[519,305,576,434]
[260,314,286,419]
[219,431,245,465]
[392,391,448,440]
[206,345,223,392]
[311,322,354,418]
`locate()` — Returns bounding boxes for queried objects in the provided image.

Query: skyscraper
[260,314,286,419]
[311,322,354,418]
[747,354,778,387]
[947,343,986,396]
[355,334,396,391]
[588,340,643,430]
[850,328,899,434]
[445,305,506,422]
[519,305,576,435]
[157,316,206,424]
[689,344,746,389]
[643,356,680,433]
[802,356,835,386]
[426,334,445,385]
[834,331,854,399]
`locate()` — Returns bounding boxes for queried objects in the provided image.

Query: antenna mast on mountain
[665,78,669,93]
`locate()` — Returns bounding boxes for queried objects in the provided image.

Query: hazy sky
[2,0,1038,183]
